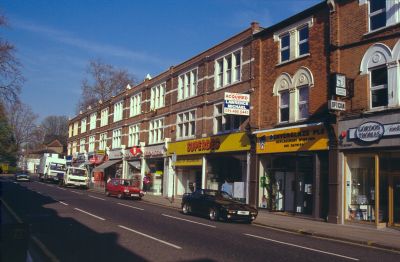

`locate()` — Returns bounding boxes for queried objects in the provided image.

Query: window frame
[128,124,140,147]
[80,138,86,153]
[368,0,387,32]
[213,103,246,134]
[369,66,389,109]
[214,49,242,89]
[279,90,290,123]
[149,118,164,144]
[80,118,87,133]
[113,101,124,122]
[177,109,196,139]
[150,83,166,110]
[178,68,198,101]
[88,135,95,152]
[90,113,97,130]
[130,93,142,117]
[112,128,122,149]
[99,133,107,150]
[101,108,108,127]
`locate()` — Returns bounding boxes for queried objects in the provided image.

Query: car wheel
[105,190,110,197]
[209,208,219,221]
[117,192,123,199]
[182,203,191,215]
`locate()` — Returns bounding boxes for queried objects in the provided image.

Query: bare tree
[0,14,23,105]
[40,115,69,144]
[77,60,137,112]
[0,102,17,164]
[6,102,38,151]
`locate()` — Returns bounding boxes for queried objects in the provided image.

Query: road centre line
[74,208,106,221]
[117,202,144,211]
[118,225,182,250]
[59,201,69,206]
[89,195,105,201]
[162,214,216,228]
[244,233,359,261]
[57,187,66,191]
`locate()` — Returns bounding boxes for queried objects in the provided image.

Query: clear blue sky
[1,0,321,120]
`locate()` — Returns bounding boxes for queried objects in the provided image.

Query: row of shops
[68,114,400,228]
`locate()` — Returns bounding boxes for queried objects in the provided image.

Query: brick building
[68,0,400,227]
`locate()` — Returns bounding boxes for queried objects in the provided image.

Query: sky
[1,0,321,121]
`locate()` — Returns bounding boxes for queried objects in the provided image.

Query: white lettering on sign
[224,92,250,116]
[355,122,384,142]
[328,100,346,111]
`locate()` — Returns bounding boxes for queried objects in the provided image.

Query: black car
[181,189,258,223]
[14,172,30,182]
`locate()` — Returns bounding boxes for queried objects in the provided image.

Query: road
[1,176,400,262]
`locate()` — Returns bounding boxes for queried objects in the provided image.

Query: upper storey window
[274,17,313,64]
[178,69,197,100]
[370,67,388,108]
[101,108,108,127]
[362,0,400,32]
[80,118,87,133]
[215,50,242,89]
[130,93,141,117]
[150,83,165,110]
[73,122,79,136]
[90,113,97,130]
[113,101,123,122]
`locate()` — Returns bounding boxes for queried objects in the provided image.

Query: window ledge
[213,129,241,136]
[214,80,242,91]
[177,95,198,102]
[364,105,400,114]
[276,53,310,67]
[363,23,400,37]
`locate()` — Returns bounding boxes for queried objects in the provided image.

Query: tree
[6,102,38,151]
[40,115,69,145]
[0,14,23,105]
[0,102,17,164]
[77,60,137,112]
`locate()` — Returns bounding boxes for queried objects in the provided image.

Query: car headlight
[124,189,129,193]
[227,210,236,214]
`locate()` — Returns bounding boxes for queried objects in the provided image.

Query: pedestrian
[221,180,233,196]
[107,176,111,183]
[143,175,150,193]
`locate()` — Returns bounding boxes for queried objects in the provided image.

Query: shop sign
[96,150,105,155]
[174,156,203,167]
[167,132,250,156]
[223,92,250,116]
[76,153,87,162]
[89,154,104,164]
[328,100,346,111]
[124,146,142,158]
[348,121,400,142]
[108,149,123,160]
[256,123,329,154]
[144,145,165,158]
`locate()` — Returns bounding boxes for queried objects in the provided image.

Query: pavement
[140,193,400,253]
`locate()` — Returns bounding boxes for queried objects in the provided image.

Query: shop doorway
[389,175,400,227]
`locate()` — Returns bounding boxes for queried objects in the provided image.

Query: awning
[128,161,141,170]
[92,160,121,172]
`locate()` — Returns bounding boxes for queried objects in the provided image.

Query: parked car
[181,189,258,223]
[105,178,144,200]
[14,172,30,182]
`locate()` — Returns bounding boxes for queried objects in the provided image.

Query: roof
[46,139,63,147]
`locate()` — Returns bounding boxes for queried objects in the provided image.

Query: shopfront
[88,150,106,190]
[339,111,400,228]
[92,149,123,189]
[255,123,329,218]
[143,144,165,195]
[124,146,142,187]
[168,132,251,201]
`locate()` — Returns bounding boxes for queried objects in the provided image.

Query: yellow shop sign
[174,156,203,167]
[168,132,250,155]
[256,123,329,153]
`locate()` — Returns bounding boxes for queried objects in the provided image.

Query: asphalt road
[1,176,400,262]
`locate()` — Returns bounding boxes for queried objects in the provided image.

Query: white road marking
[89,195,105,201]
[117,202,144,211]
[58,187,66,191]
[244,233,359,261]
[118,225,182,250]
[70,190,83,195]
[31,236,60,262]
[59,201,68,206]
[74,208,106,221]
[162,214,216,228]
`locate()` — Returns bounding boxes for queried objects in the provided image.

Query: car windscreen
[121,180,133,186]
[70,169,86,176]
[50,164,66,171]
[204,191,233,200]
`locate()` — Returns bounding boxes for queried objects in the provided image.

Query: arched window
[360,43,394,109]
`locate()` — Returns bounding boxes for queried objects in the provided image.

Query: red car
[105,178,144,200]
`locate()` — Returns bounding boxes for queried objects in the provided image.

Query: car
[181,189,258,223]
[105,178,144,200]
[14,172,30,182]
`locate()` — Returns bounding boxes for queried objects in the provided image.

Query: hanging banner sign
[224,92,250,116]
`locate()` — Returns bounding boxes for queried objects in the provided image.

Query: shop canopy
[128,161,141,170]
[92,160,121,172]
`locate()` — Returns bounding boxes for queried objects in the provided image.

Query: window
[279,91,290,122]
[178,69,197,100]
[113,101,123,122]
[101,108,108,127]
[80,118,87,133]
[150,83,165,110]
[130,93,141,117]
[280,33,290,62]
[369,0,386,31]
[370,67,388,108]
[128,124,140,147]
[149,118,164,144]
[80,138,86,153]
[90,113,97,130]
[68,125,73,138]
[99,133,107,150]
[89,135,95,152]
[73,122,79,136]
[177,110,196,139]
[72,141,77,154]
[112,128,122,148]
[298,26,309,56]
[273,68,313,123]
[67,143,72,155]
[298,86,309,119]
[215,50,242,89]
[213,103,246,134]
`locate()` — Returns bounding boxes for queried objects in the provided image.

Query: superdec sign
[224,92,250,116]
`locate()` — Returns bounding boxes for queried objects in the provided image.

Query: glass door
[390,175,400,226]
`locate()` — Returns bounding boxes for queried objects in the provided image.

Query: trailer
[38,153,66,183]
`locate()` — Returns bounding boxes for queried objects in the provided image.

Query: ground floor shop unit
[339,110,400,228]
[167,132,251,203]
[255,122,330,219]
